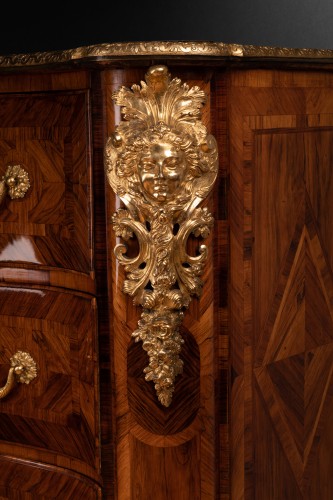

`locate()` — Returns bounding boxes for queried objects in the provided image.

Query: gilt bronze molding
[104,65,218,406]
[1,41,333,68]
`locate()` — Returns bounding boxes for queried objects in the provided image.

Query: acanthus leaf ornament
[104,65,218,407]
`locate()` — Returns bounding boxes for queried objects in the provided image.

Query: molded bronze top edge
[1,41,333,68]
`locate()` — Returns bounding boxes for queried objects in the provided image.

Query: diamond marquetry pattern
[254,199,333,493]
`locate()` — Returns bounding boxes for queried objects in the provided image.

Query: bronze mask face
[138,142,186,203]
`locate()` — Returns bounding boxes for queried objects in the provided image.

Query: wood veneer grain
[104,67,221,499]
[229,68,333,499]
[0,287,100,473]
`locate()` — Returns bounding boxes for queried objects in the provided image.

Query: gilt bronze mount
[0,351,37,400]
[0,164,30,206]
[104,65,218,406]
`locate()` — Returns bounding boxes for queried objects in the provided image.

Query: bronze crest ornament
[104,65,218,406]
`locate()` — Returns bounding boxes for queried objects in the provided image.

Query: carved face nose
[156,161,166,179]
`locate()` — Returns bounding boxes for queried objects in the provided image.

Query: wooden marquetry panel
[104,67,221,499]
[0,286,100,484]
[0,91,92,278]
[229,69,333,499]
[0,457,101,499]
[0,71,103,498]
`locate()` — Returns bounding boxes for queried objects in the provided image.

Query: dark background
[2,0,333,55]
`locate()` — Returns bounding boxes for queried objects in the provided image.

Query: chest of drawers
[0,41,332,499]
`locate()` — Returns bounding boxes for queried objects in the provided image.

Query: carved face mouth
[152,180,168,201]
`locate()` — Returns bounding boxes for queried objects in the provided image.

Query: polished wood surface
[0,54,332,499]
[104,67,222,499]
[0,89,93,282]
[0,287,99,471]
[229,68,333,499]
[0,71,102,497]
[0,456,101,499]
[91,70,116,499]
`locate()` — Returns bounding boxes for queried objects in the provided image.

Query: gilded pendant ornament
[105,65,218,406]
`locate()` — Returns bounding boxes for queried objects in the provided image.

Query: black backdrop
[2,0,333,55]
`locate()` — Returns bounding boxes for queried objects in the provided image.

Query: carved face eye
[164,157,180,169]
[140,159,156,171]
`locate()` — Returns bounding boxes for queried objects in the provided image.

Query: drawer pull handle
[104,65,218,407]
[0,351,37,400]
[0,164,30,205]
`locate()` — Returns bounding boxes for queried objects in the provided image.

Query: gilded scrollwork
[105,64,218,406]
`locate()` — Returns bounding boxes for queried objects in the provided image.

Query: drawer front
[0,286,100,480]
[0,92,92,275]
[0,457,101,499]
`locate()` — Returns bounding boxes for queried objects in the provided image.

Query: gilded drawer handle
[104,65,218,407]
[0,351,37,400]
[0,164,30,205]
